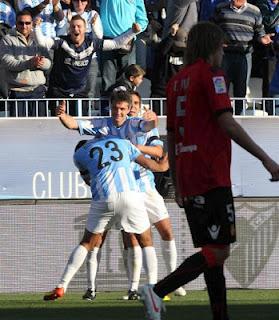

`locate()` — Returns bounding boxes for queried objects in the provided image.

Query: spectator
[0,10,51,116]
[33,15,141,115]
[252,0,279,97]
[212,0,273,115]
[106,64,145,96]
[98,0,148,115]
[136,0,166,73]
[17,0,64,38]
[162,0,198,38]
[150,27,187,114]
[0,0,16,99]
[56,0,103,99]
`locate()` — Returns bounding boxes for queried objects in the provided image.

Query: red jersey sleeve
[204,68,232,114]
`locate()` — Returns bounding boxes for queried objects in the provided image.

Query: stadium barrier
[0,198,278,293]
[0,97,279,117]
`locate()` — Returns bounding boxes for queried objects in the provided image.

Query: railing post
[77,99,82,117]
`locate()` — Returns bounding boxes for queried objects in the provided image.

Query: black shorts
[184,187,236,247]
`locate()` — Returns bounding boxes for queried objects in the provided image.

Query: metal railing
[0,97,279,118]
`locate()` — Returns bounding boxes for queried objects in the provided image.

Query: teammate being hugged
[140,21,279,320]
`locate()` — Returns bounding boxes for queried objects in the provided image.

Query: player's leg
[83,231,107,300]
[44,229,103,301]
[140,187,235,320]
[146,189,186,297]
[122,231,143,300]
[136,227,158,285]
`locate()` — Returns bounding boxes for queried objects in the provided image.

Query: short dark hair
[16,10,32,21]
[70,14,86,26]
[75,140,88,152]
[125,64,145,79]
[110,91,132,107]
[186,22,226,65]
[131,91,142,104]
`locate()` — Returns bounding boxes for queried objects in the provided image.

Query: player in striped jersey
[44,135,168,301]
[121,92,186,300]
[55,91,158,139]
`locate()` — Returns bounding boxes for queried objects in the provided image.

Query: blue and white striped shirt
[131,128,163,192]
[0,2,16,28]
[17,0,62,38]
[74,136,141,200]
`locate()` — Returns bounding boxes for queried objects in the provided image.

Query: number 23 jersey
[74,136,141,201]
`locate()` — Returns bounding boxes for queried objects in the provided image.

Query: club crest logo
[226,201,279,287]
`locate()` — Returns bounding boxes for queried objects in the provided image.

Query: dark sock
[204,265,229,320]
[153,252,207,298]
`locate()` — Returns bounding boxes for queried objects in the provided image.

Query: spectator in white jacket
[0,10,51,116]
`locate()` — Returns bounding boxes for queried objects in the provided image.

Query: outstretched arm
[136,145,163,158]
[102,23,141,50]
[218,111,279,181]
[56,101,79,130]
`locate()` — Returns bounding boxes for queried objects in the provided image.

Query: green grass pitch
[0,290,279,320]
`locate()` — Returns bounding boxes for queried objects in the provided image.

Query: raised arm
[217,111,279,181]
[52,0,64,22]
[33,19,55,49]
[141,110,158,131]
[91,12,103,39]
[56,100,79,130]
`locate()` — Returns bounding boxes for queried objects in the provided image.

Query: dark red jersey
[166,59,232,196]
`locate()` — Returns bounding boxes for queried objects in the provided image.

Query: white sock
[161,239,177,273]
[122,248,130,284]
[127,246,142,291]
[58,244,88,291]
[86,247,100,292]
[142,246,158,285]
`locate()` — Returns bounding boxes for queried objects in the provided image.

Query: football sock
[142,246,158,284]
[128,246,142,291]
[204,265,229,320]
[153,251,207,298]
[58,244,88,291]
[161,239,177,273]
[86,247,100,292]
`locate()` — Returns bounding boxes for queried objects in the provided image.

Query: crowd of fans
[0,0,279,116]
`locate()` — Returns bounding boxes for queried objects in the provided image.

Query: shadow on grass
[1,304,279,320]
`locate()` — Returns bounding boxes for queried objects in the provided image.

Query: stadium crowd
[0,0,279,116]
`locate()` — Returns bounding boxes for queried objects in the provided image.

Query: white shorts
[86,191,150,234]
[143,189,169,224]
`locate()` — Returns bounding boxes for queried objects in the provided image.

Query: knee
[201,245,230,267]
[137,229,153,247]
